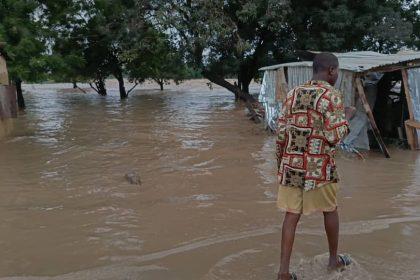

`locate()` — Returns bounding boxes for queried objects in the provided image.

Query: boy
[276,53,353,280]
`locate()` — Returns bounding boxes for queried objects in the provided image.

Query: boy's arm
[323,89,349,146]
[276,103,288,170]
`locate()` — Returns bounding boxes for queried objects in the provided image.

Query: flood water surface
[0,81,419,279]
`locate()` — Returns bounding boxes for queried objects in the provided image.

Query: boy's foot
[277,272,297,280]
[328,254,352,271]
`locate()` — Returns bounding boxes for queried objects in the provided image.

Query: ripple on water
[167,194,220,205]
[295,253,372,280]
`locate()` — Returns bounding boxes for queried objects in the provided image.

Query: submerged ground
[0,80,419,279]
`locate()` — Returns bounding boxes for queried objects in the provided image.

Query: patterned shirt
[276,80,349,191]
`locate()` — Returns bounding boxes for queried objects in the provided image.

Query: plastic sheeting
[259,67,355,131]
[286,66,312,90]
[408,68,420,122]
[408,68,420,141]
[287,66,354,106]
[259,71,280,130]
[343,83,378,150]
[258,67,382,150]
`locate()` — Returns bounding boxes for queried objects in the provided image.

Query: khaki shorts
[277,183,338,215]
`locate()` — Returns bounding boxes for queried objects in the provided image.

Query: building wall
[0,119,13,139]
[0,85,17,118]
[0,55,9,85]
[0,85,17,139]
[259,67,370,149]
[286,66,354,106]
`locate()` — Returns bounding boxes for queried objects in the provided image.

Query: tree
[125,29,187,91]
[285,0,414,54]
[401,0,420,50]
[42,0,139,97]
[78,0,154,99]
[41,0,88,91]
[0,0,47,109]
[149,44,187,91]
[151,0,290,121]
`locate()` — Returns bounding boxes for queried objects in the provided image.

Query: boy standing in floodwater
[276,53,353,280]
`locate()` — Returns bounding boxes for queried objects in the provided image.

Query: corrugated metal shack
[0,49,17,138]
[259,51,420,157]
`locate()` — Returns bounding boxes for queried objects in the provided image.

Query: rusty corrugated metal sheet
[0,85,17,119]
[259,51,420,72]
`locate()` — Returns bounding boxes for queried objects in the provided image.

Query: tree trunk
[238,65,253,94]
[15,78,25,110]
[241,81,250,94]
[115,71,127,99]
[237,73,243,91]
[204,72,255,102]
[202,71,260,123]
[96,78,107,96]
[153,78,164,91]
[233,81,240,101]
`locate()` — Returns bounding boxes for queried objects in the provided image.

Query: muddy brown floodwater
[0,80,420,280]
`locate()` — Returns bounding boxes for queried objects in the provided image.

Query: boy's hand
[345,106,356,120]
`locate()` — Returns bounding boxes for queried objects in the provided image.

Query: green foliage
[0,0,418,99]
[0,0,47,83]
[286,0,416,54]
[124,29,188,89]
[42,0,185,95]
[152,0,290,93]
[401,0,420,50]
[41,0,87,83]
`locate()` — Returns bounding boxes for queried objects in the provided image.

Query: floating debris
[124,171,141,185]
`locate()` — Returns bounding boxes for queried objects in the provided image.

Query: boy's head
[312,53,339,85]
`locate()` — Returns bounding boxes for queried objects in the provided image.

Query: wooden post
[405,120,420,150]
[275,67,288,101]
[401,69,418,150]
[355,77,391,158]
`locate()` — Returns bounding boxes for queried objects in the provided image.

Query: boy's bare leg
[278,212,301,280]
[323,209,340,268]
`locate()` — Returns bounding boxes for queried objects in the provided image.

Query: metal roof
[259,51,420,73]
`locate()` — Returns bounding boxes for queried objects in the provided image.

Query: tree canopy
[0,0,418,110]
[286,0,415,53]
[0,0,48,108]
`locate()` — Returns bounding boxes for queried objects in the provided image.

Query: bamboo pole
[355,77,391,158]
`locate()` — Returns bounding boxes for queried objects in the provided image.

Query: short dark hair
[313,53,339,73]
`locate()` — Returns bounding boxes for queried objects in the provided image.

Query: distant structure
[259,51,420,155]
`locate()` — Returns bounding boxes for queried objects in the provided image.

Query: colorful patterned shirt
[276,80,349,191]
